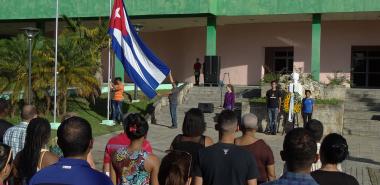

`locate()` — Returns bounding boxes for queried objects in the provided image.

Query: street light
[133,24,143,100]
[21,27,39,104]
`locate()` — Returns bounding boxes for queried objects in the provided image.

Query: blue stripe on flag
[129,22,171,77]
[123,35,160,88]
[111,34,157,99]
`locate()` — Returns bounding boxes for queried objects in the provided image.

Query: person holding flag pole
[108,0,171,103]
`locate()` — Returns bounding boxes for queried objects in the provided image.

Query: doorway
[351,46,380,88]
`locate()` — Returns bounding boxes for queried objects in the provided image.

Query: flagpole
[107,0,112,120]
[53,0,59,125]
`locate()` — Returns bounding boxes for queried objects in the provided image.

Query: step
[343,119,380,138]
[344,104,380,111]
[344,111,380,120]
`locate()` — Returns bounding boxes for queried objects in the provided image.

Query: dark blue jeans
[112,100,123,123]
[170,103,177,127]
[268,108,278,133]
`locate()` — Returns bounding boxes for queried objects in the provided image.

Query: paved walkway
[92,86,380,185]
[93,123,379,185]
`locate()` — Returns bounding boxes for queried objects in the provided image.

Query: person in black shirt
[0,99,13,143]
[265,80,282,135]
[311,133,359,185]
[194,110,259,185]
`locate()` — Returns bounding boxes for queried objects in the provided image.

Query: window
[265,47,294,74]
[352,46,380,88]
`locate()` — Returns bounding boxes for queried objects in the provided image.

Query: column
[206,16,217,56]
[311,14,321,81]
[114,57,125,82]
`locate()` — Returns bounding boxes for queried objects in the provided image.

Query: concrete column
[114,56,125,82]
[311,14,321,81]
[206,16,217,56]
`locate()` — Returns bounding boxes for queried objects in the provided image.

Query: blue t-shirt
[302,98,314,113]
[29,158,113,185]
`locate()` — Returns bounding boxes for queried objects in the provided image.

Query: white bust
[289,72,303,96]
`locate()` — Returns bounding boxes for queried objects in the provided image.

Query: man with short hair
[4,105,37,157]
[235,113,276,184]
[263,128,318,185]
[168,82,180,129]
[194,110,259,185]
[29,116,113,185]
[266,80,282,135]
[0,99,13,143]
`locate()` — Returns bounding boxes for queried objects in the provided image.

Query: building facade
[1,0,380,87]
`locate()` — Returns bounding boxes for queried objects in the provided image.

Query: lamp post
[133,24,143,100]
[21,27,39,104]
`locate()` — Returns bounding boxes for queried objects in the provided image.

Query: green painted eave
[216,0,380,16]
[1,0,380,20]
[0,0,210,20]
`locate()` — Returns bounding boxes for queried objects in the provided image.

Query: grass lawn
[4,90,170,137]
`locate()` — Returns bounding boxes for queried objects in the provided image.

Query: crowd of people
[0,91,360,185]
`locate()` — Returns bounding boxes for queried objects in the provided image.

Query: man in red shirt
[194,58,202,86]
[103,130,153,176]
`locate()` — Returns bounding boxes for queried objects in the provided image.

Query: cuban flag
[108,0,170,99]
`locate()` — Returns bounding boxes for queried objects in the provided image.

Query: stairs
[343,89,380,138]
[155,86,226,128]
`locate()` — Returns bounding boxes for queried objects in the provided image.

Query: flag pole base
[101,120,115,126]
[50,122,61,130]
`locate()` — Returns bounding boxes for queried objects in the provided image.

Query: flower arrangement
[283,92,302,113]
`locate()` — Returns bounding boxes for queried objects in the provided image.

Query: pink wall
[136,20,380,85]
[320,20,380,82]
[141,27,206,83]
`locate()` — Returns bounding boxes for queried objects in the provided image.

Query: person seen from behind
[265,81,281,135]
[194,110,259,185]
[111,77,124,124]
[223,84,235,110]
[302,90,315,126]
[235,113,276,184]
[103,113,153,176]
[311,133,359,185]
[0,144,12,185]
[110,113,160,185]
[159,150,192,185]
[0,99,13,143]
[170,108,213,176]
[263,128,318,185]
[13,118,59,185]
[29,116,113,185]
[4,105,37,158]
[305,119,324,171]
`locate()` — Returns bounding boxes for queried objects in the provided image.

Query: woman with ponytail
[159,150,192,185]
[13,117,59,185]
[110,113,159,185]
[311,133,359,185]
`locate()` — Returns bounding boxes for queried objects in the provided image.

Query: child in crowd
[304,119,324,171]
[0,144,12,185]
[223,84,235,110]
[311,133,359,185]
[302,90,315,126]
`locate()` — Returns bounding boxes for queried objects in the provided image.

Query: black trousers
[195,74,200,85]
[302,112,312,127]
